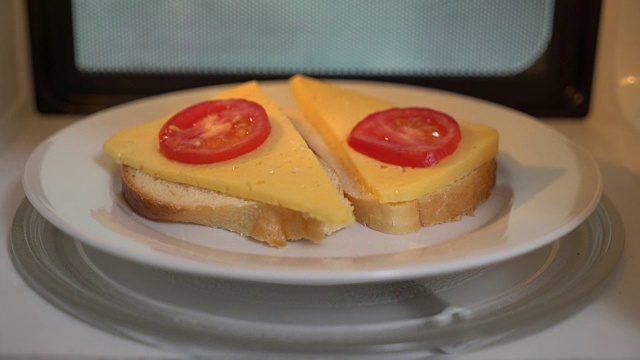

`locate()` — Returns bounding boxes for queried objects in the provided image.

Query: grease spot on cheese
[290,74,499,203]
[103,81,354,226]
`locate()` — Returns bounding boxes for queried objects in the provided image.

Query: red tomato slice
[159,99,271,164]
[347,107,461,167]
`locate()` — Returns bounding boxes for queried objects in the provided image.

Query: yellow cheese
[103,81,355,226]
[290,74,499,203]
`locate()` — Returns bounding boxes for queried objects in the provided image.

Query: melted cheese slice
[103,81,355,226]
[290,74,499,203]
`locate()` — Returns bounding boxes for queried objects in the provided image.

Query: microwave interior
[27,0,601,117]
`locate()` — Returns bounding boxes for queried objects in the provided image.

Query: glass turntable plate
[10,198,623,358]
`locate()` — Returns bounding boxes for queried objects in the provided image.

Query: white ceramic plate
[22,80,602,285]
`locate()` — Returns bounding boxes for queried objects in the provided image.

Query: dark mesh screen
[71,0,554,76]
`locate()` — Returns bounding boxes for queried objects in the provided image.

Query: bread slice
[120,161,348,248]
[104,80,355,248]
[288,75,498,234]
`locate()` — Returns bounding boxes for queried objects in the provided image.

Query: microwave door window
[70,0,553,77]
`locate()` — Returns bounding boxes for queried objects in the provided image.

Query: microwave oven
[4,1,640,358]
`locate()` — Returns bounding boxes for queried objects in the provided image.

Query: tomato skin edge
[159,128,270,164]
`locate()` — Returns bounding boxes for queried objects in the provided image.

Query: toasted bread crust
[120,166,344,247]
[347,159,496,234]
